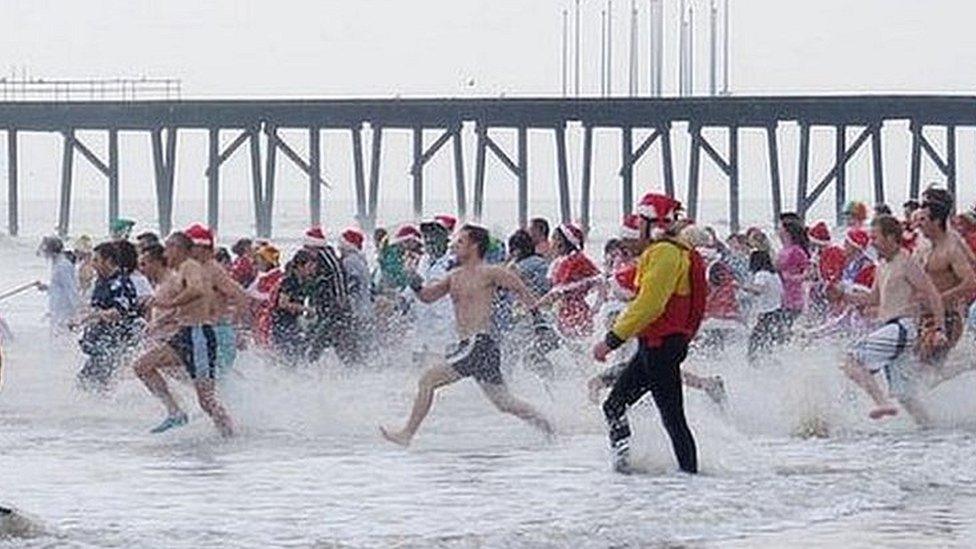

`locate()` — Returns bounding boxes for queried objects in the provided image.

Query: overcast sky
[1,0,975,234]
[3,0,975,97]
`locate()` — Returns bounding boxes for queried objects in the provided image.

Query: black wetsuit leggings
[602,335,698,473]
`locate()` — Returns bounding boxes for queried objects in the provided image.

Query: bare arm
[212,265,250,307]
[906,262,946,331]
[490,266,538,310]
[413,275,451,303]
[845,277,880,307]
[942,246,976,306]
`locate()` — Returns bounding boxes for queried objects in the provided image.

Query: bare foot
[379,425,412,447]
[868,405,899,420]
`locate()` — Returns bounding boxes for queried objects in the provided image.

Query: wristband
[604,331,625,350]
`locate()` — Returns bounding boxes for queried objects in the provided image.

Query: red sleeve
[855,263,876,288]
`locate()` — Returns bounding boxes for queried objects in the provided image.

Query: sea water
[2,202,976,547]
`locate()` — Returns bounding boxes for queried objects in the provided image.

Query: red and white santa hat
[393,224,423,245]
[636,192,682,222]
[430,214,457,233]
[184,223,214,248]
[620,214,642,240]
[304,226,327,248]
[807,220,831,247]
[340,227,365,251]
[845,228,870,251]
[555,222,585,251]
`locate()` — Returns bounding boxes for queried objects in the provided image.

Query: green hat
[110,218,136,238]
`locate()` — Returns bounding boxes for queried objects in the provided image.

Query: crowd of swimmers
[25,184,976,473]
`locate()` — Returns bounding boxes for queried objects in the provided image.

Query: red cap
[433,214,457,233]
[393,224,423,244]
[304,226,327,248]
[556,223,585,250]
[637,193,682,221]
[845,228,870,251]
[807,220,831,246]
[620,214,642,240]
[185,223,214,248]
[340,228,365,251]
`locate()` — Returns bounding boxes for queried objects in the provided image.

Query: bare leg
[841,356,897,419]
[194,379,235,437]
[479,382,554,436]
[380,364,462,447]
[134,346,183,416]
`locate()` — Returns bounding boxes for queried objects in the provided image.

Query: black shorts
[446,334,503,385]
[167,325,218,380]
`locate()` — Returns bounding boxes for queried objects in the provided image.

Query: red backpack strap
[687,247,709,338]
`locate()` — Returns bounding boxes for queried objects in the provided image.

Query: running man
[380,224,553,447]
[841,215,945,425]
[913,189,976,384]
[132,231,235,436]
[592,193,707,474]
[186,224,251,377]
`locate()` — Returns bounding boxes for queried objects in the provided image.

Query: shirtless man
[137,244,169,289]
[132,231,234,436]
[186,224,251,376]
[914,189,976,383]
[841,215,945,425]
[380,224,553,446]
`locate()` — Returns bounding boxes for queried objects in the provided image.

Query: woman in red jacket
[539,223,601,339]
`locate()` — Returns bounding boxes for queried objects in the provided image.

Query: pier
[0,95,970,237]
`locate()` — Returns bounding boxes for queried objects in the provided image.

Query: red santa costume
[248,245,284,348]
[547,223,601,338]
[703,254,741,327]
[603,214,642,318]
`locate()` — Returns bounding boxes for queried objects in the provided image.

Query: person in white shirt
[744,249,785,362]
[37,236,79,334]
[116,240,154,302]
[410,217,458,363]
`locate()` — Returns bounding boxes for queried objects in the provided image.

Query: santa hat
[340,227,365,251]
[304,226,327,248]
[555,223,585,251]
[637,193,682,221]
[426,214,457,233]
[620,214,642,240]
[393,224,423,245]
[185,223,214,248]
[845,228,870,251]
[807,221,831,247]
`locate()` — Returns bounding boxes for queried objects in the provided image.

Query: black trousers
[602,335,698,473]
